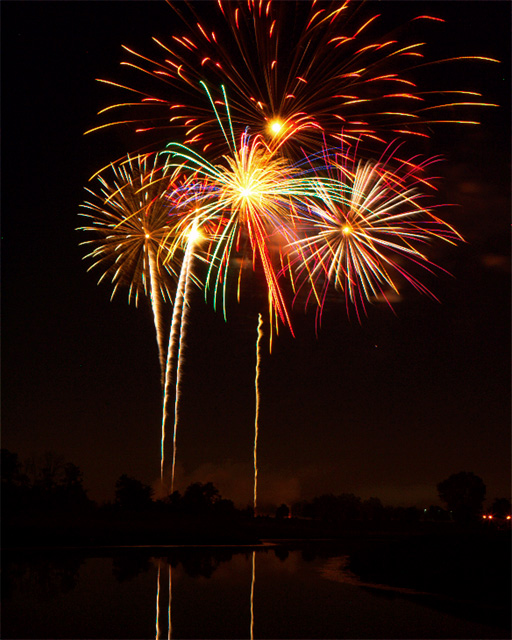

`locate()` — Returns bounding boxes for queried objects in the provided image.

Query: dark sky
[3,1,510,509]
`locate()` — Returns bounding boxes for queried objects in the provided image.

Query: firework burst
[161,86,306,335]
[78,153,182,382]
[87,0,498,158]
[290,143,463,323]
[77,0,498,519]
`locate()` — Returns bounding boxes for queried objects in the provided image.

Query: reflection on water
[2,553,84,600]
[250,551,255,640]
[155,560,170,640]
[2,544,509,639]
[154,550,257,640]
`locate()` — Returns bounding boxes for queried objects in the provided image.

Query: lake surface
[2,543,509,639]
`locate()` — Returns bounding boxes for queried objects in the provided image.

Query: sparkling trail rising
[170,234,197,495]
[159,215,204,493]
[161,252,188,488]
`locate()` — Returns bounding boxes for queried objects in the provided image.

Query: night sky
[3,1,510,510]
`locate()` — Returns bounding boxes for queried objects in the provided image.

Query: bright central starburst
[187,226,204,245]
[240,186,253,197]
[219,142,292,226]
[269,120,283,135]
[163,125,301,332]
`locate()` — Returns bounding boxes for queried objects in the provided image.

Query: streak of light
[254,314,264,515]
[250,550,256,640]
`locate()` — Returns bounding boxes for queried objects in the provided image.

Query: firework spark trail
[170,237,196,495]
[250,550,256,640]
[159,212,204,492]
[161,243,188,488]
[77,154,180,388]
[254,314,264,514]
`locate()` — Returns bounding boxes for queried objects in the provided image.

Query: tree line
[2,449,510,524]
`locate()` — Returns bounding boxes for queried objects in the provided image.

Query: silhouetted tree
[303,494,337,521]
[490,497,511,518]
[115,474,154,510]
[391,506,421,523]
[37,452,66,492]
[3,450,91,512]
[424,505,451,522]
[437,471,486,522]
[181,482,220,514]
[1,449,30,513]
[361,497,384,522]
[54,463,90,509]
[275,504,290,519]
[336,493,362,521]
[1,449,27,485]
[290,500,308,518]
[300,493,363,522]
[239,505,254,518]
[167,490,182,509]
[213,497,236,517]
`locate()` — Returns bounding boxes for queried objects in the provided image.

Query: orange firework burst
[87,0,498,157]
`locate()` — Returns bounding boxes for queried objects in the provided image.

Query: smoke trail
[254,314,264,514]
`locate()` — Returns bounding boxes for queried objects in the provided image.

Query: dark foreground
[2,534,511,638]
[3,513,511,634]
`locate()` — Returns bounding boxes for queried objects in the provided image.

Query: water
[2,544,509,639]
